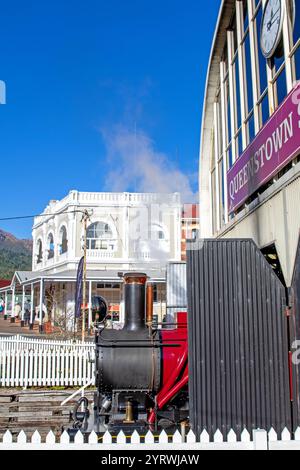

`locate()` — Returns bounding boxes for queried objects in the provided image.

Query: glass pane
[226,79,232,144]
[244,32,254,112]
[218,159,225,226]
[244,1,249,31]
[217,98,223,159]
[256,5,268,94]
[211,170,217,234]
[95,223,104,238]
[228,143,233,168]
[237,131,243,159]
[275,66,287,108]
[234,56,242,131]
[248,112,255,143]
[261,92,269,126]
[295,45,300,80]
[293,0,300,45]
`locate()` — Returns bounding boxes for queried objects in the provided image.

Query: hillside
[0,229,32,280]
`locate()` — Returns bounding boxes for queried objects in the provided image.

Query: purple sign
[227,82,300,214]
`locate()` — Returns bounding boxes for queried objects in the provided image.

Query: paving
[0,317,93,340]
[0,317,41,337]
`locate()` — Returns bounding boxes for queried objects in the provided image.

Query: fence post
[253,429,268,450]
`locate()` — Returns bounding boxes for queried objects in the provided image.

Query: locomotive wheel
[158,418,175,429]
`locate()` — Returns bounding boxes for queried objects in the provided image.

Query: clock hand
[270,7,280,19]
[267,9,274,30]
[267,7,281,31]
[268,14,280,28]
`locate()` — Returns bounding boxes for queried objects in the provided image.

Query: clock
[260,0,285,59]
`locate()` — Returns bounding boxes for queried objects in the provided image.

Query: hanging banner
[75,256,84,320]
[227,82,300,214]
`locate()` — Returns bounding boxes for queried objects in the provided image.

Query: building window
[191,228,198,240]
[261,91,269,126]
[151,224,167,241]
[275,66,287,107]
[245,29,254,114]
[86,222,116,251]
[293,1,300,39]
[36,239,43,264]
[256,4,268,99]
[292,0,300,79]
[234,54,242,133]
[226,78,232,150]
[296,46,300,80]
[59,226,68,255]
[47,233,54,259]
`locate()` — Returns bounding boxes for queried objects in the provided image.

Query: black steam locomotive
[70,273,189,434]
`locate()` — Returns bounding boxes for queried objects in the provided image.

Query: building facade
[32,191,182,273]
[0,192,182,333]
[199,0,300,286]
[181,204,200,260]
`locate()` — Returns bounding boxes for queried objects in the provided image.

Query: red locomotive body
[148,312,188,425]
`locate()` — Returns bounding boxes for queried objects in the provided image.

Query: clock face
[260,0,285,59]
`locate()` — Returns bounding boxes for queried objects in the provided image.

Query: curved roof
[199,0,236,236]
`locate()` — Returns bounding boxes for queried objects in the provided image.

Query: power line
[0,209,88,223]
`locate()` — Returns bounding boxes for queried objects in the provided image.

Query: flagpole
[74,256,84,341]
[82,211,88,342]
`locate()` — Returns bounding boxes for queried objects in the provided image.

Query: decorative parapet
[33,192,181,228]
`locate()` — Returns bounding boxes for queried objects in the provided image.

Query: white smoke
[101,125,198,202]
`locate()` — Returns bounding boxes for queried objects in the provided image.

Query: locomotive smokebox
[123,273,147,331]
[95,272,161,394]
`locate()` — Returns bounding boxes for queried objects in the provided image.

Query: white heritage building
[1,191,182,333]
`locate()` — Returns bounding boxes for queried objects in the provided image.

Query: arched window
[59,226,68,255]
[151,224,167,241]
[86,222,116,251]
[149,223,170,258]
[47,233,54,259]
[36,239,43,264]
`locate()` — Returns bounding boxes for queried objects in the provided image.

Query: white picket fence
[0,335,95,387]
[0,335,94,351]
[1,427,300,450]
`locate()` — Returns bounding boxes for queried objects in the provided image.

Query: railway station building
[199,0,300,287]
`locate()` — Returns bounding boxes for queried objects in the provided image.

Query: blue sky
[0,0,220,238]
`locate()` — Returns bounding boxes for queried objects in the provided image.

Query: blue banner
[75,256,84,319]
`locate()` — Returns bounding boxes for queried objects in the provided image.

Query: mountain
[0,229,32,280]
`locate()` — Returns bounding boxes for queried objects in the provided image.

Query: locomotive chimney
[123,273,147,331]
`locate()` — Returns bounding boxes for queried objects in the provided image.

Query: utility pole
[81,210,91,341]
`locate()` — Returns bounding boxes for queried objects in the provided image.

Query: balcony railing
[132,252,152,260]
[87,250,116,259]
